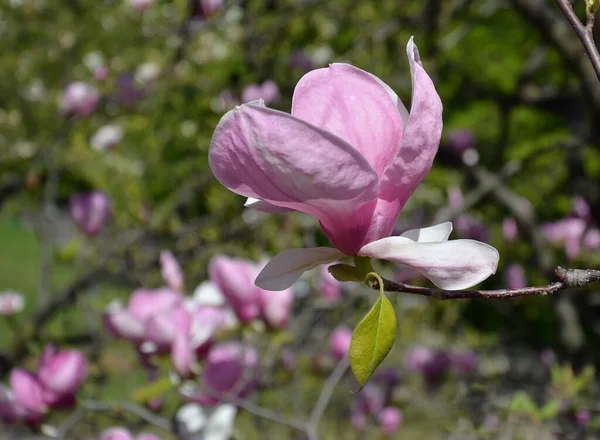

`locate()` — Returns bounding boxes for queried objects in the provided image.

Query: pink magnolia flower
[0,383,44,425]
[160,250,184,292]
[70,191,112,237]
[329,326,352,361]
[379,406,403,435]
[62,82,100,116]
[104,288,182,342]
[241,80,280,105]
[209,256,294,327]
[181,342,259,405]
[504,263,526,289]
[209,38,499,291]
[541,217,600,259]
[37,345,87,405]
[10,370,46,416]
[0,291,25,315]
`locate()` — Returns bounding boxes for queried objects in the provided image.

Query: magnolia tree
[2,0,600,439]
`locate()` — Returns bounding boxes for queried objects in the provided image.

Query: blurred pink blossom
[0,291,25,315]
[378,406,403,435]
[241,80,280,105]
[318,264,342,303]
[504,263,527,289]
[200,0,224,16]
[128,0,153,10]
[209,256,294,328]
[405,345,451,379]
[37,345,87,406]
[574,409,591,426]
[104,288,182,343]
[210,39,498,292]
[182,343,259,405]
[70,191,112,237]
[62,82,100,116]
[502,217,518,242]
[160,250,184,292]
[446,129,474,154]
[9,370,46,417]
[329,326,352,361]
[95,66,109,81]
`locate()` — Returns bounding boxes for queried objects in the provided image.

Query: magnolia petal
[358,237,499,290]
[209,103,379,251]
[256,247,345,291]
[373,38,443,241]
[399,222,453,243]
[292,63,404,178]
[244,197,293,213]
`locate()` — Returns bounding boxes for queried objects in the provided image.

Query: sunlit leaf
[349,293,396,389]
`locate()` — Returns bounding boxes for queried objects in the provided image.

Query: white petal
[255,247,345,291]
[192,281,226,307]
[358,237,499,289]
[399,222,453,243]
[204,404,237,440]
[244,197,293,213]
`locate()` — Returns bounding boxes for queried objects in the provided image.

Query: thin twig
[219,392,307,433]
[306,356,351,440]
[555,0,600,80]
[368,267,600,300]
[81,400,172,431]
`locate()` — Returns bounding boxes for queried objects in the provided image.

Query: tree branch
[368,267,600,300]
[555,0,600,80]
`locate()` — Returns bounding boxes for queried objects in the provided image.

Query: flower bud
[241,81,280,105]
[502,217,518,242]
[99,428,134,440]
[0,291,25,315]
[37,346,87,399]
[70,192,112,237]
[575,408,591,426]
[259,287,294,329]
[327,263,360,283]
[182,343,259,405]
[329,327,352,361]
[447,129,475,154]
[208,256,261,323]
[10,370,46,415]
[378,406,403,435]
[160,250,184,292]
[504,263,526,290]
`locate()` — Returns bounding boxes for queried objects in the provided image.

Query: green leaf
[349,294,397,389]
[131,377,173,403]
[539,399,560,420]
[509,391,538,421]
[328,264,360,282]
